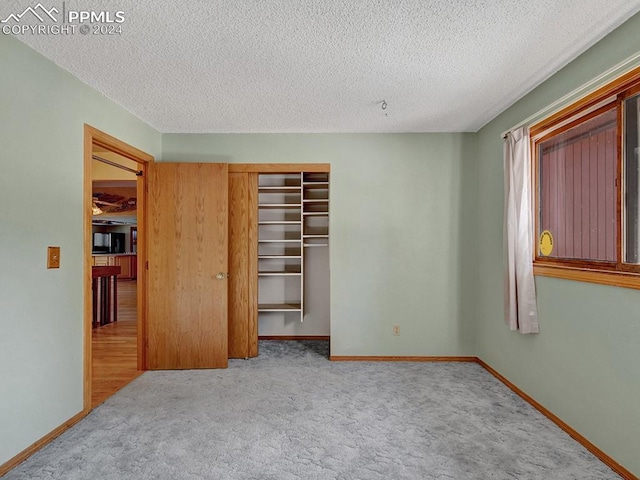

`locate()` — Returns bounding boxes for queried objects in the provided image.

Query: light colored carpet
[4,341,621,479]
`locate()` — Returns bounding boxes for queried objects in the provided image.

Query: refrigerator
[93,232,126,254]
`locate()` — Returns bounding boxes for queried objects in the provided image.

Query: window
[531,69,640,288]
[624,93,640,265]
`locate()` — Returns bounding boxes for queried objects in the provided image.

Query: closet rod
[92,154,143,176]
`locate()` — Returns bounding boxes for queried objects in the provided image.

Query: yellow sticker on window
[539,230,554,256]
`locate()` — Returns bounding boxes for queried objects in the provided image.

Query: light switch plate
[47,246,61,269]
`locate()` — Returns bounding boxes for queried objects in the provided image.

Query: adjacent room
[1,1,639,479]
[90,147,141,407]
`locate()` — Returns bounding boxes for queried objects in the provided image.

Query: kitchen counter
[92,265,121,327]
[92,254,137,279]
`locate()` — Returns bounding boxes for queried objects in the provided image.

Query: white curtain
[504,126,539,334]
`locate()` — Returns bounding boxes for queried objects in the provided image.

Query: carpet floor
[4,341,621,479]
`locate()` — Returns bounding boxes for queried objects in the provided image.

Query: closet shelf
[302,212,329,217]
[258,221,302,225]
[258,255,302,259]
[304,243,328,247]
[259,303,302,312]
[303,227,329,237]
[303,199,329,203]
[258,239,301,243]
[258,187,302,193]
[303,173,329,183]
[258,204,302,209]
[303,182,329,189]
[258,272,302,276]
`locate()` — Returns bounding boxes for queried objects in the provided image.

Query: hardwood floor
[91,279,141,408]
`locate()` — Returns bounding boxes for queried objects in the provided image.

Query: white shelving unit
[258,174,304,321]
[303,173,329,248]
[257,171,330,336]
[302,173,330,330]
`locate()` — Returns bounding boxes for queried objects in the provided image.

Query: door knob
[216,272,229,280]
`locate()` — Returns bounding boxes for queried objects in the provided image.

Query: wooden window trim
[531,65,640,287]
[530,65,640,138]
[533,264,640,290]
[534,103,617,145]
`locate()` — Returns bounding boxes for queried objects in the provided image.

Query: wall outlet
[392,325,400,336]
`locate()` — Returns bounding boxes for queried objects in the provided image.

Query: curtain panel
[503,127,539,334]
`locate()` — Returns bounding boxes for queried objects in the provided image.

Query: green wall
[474,12,640,476]
[0,34,161,465]
[163,133,478,356]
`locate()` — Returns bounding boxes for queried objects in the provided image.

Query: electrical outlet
[392,325,400,336]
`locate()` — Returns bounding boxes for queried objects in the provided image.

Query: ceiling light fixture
[92,201,103,215]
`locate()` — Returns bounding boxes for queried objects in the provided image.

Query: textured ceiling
[4,1,640,133]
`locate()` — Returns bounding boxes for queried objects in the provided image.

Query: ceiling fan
[92,197,120,215]
[92,197,120,207]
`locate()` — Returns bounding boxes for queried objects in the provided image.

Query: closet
[146,163,330,368]
[228,165,330,359]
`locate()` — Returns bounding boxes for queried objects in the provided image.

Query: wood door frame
[228,164,330,173]
[83,124,154,411]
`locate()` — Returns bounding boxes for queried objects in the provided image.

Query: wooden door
[228,172,258,358]
[147,163,229,369]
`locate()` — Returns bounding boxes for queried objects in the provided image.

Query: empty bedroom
[1,1,639,479]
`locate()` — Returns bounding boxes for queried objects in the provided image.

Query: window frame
[530,66,640,289]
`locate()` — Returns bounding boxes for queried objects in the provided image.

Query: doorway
[83,125,153,411]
